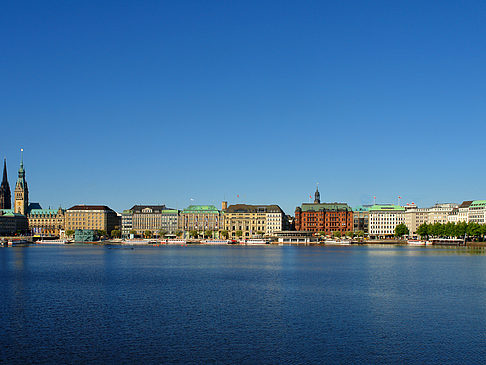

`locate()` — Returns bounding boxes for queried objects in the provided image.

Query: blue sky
[1,0,485,215]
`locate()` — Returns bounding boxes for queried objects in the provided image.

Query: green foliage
[467,222,482,237]
[111,229,121,238]
[394,223,409,237]
[345,231,354,238]
[175,230,183,238]
[356,230,365,237]
[158,229,167,238]
[204,230,213,238]
[220,230,229,239]
[416,223,428,238]
[189,230,198,238]
[318,231,326,236]
[144,230,153,238]
[235,230,243,237]
[256,231,264,237]
[129,229,137,235]
[332,231,342,238]
[97,230,107,237]
[65,230,75,237]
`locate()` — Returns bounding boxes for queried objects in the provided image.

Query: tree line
[416,222,486,240]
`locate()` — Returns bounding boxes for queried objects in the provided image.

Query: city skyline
[2,1,485,215]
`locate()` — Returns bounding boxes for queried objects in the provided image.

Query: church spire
[0,158,11,209]
[314,183,320,204]
[14,148,28,215]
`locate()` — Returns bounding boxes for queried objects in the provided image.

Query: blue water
[1,245,486,364]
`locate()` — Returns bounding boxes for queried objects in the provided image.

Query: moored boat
[200,239,231,245]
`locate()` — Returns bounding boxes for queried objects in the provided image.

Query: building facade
[468,200,486,224]
[0,159,11,210]
[222,204,285,239]
[0,210,29,235]
[131,205,179,235]
[427,203,458,224]
[65,205,119,234]
[404,204,429,236]
[369,205,405,237]
[353,206,370,233]
[179,205,220,236]
[294,187,353,234]
[121,209,133,238]
[28,207,65,236]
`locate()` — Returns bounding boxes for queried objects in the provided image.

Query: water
[2,245,486,364]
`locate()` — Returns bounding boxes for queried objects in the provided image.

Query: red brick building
[295,187,353,234]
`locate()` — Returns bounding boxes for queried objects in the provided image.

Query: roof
[182,205,219,214]
[459,201,474,209]
[299,203,352,212]
[369,204,405,212]
[29,209,63,216]
[130,205,177,214]
[353,205,371,212]
[68,205,115,212]
[225,204,284,214]
[470,200,486,207]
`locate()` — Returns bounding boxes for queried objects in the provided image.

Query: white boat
[121,239,156,245]
[165,239,187,245]
[324,239,352,245]
[407,239,428,246]
[239,239,270,245]
[36,239,67,245]
[200,239,231,245]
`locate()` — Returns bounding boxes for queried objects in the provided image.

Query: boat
[200,239,231,245]
[239,239,270,245]
[324,239,352,245]
[7,239,31,246]
[407,239,428,246]
[36,239,68,245]
[165,238,186,244]
[120,239,155,245]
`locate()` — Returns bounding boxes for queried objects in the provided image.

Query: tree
[317,231,326,237]
[256,231,264,237]
[111,229,121,238]
[394,223,409,238]
[333,231,342,238]
[356,230,365,237]
[129,229,137,237]
[65,230,75,238]
[416,223,428,239]
[456,222,468,238]
[204,230,213,238]
[158,229,167,238]
[481,224,486,241]
[97,230,106,237]
[175,230,183,238]
[189,230,198,239]
[444,222,455,238]
[144,230,153,238]
[345,231,354,238]
[220,230,229,239]
[235,230,243,238]
[467,222,481,238]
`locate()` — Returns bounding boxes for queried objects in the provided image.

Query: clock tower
[14,149,29,215]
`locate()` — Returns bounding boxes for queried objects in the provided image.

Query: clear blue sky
[1,0,485,215]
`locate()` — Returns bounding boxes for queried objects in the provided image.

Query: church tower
[314,184,320,204]
[0,158,11,209]
[14,149,29,215]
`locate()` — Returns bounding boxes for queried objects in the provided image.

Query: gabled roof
[459,201,473,209]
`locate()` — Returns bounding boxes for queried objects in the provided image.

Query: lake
[1,244,486,364]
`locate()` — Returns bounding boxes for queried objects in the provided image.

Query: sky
[1,0,485,215]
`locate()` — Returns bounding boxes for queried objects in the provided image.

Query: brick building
[294,186,353,234]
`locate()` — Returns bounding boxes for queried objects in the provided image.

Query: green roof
[0,209,14,215]
[369,204,405,212]
[471,200,486,207]
[353,205,370,212]
[29,209,62,216]
[182,205,219,214]
[300,203,352,212]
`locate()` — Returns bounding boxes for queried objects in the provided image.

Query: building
[0,159,11,209]
[131,205,179,236]
[369,205,405,238]
[179,205,220,237]
[468,200,486,224]
[28,207,65,236]
[427,203,458,224]
[222,204,285,239]
[404,204,429,236]
[65,205,119,235]
[353,205,371,233]
[14,150,29,215]
[294,186,353,234]
[121,209,133,238]
[0,210,29,235]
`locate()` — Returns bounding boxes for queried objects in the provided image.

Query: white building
[468,200,486,224]
[369,205,405,237]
